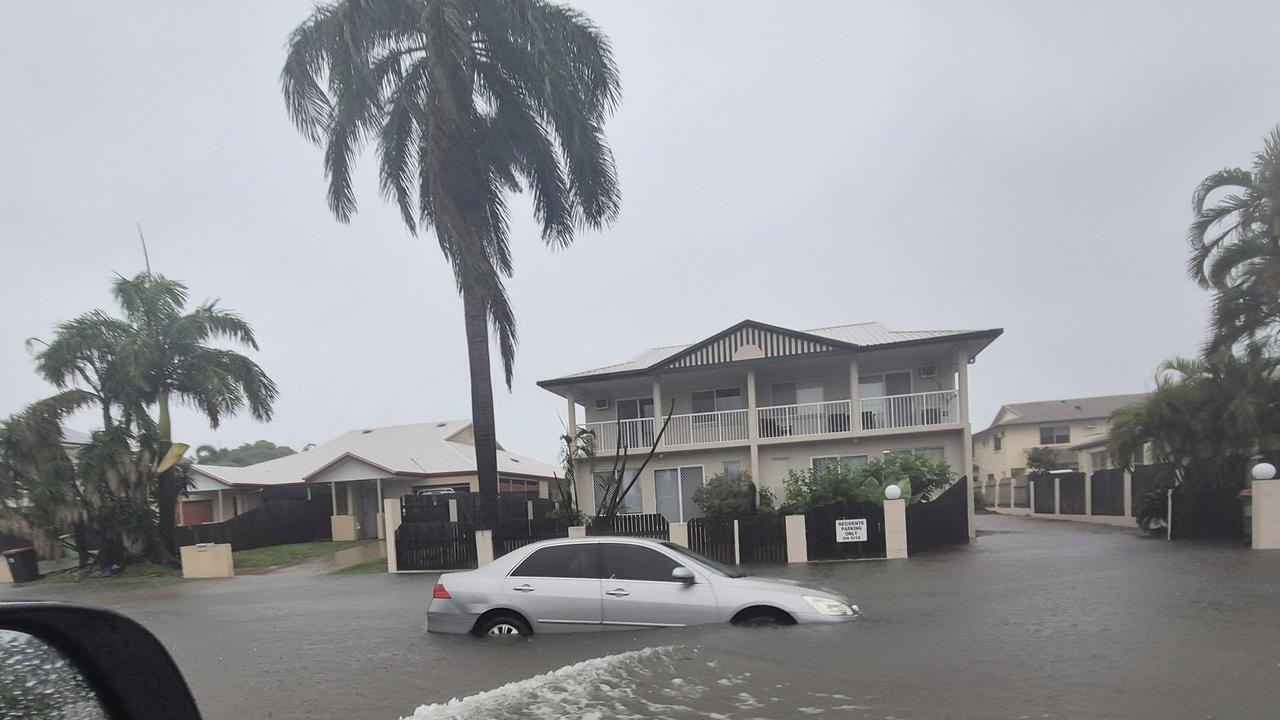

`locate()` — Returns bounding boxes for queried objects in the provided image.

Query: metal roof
[979,393,1148,433]
[542,320,998,386]
[190,420,556,487]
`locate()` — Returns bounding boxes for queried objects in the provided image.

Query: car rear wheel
[476,614,532,638]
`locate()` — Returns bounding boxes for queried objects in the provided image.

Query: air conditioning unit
[918,365,937,379]
[594,398,611,410]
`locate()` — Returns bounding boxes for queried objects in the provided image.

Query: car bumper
[425,601,478,635]
[792,610,862,625]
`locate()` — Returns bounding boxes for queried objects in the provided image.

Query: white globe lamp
[1251,462,1276,481]
[884,484,902,501]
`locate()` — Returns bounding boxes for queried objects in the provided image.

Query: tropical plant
[551,427,593,525]
[1024,447,1064,478]
[1110,349,1280,537]
[31,273,276,559]
[281,0,622,499]
[692,472,757,519]
[195,440,296,467]
[1188,125,1280,352]
[590,403,675,521]
[781,455,955,513]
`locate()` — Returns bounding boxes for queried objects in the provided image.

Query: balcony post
[848,356,861,432]
[566,390,577,435]
[747,368,760,484]
[652,379,663,449]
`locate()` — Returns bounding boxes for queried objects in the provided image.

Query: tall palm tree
[1188,125,1280,352]
[281,0,621,497]
[33,273,278,556]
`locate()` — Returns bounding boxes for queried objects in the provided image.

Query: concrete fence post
[1084,474,1093,517]
[733,519,742,565]
[527,499,535,520]
[884,498,908,560]
[475,529,495,567]
[1053,477,1062,516]
[384,498,402,573]
[568,525,588,538]
[1252,479,1280,549]
[1029,480,1036,513]
[784,515,807,563]
[1123,470,1134,518]
[668,522,689,547]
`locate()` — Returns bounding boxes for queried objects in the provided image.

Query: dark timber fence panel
[1032,477,1056,514]
[737,514,787,564]
[587,514,669,539]
[176,498,331,551]
[687,518,735,564]
[492,518,569,558]
[1090,469,1125,516]
[805,501,886,560]
[906,478,970,553]
[402,495,454,523]
[395,521,476,570]
[1130,464,1158,515]
[1058,472,1086,515]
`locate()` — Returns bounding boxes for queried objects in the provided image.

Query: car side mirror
[671,566,695,584]
[0,602,203,719]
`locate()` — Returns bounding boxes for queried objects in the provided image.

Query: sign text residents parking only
[835,518,868,543]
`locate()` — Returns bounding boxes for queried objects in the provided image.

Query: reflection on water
[403,640,887,720]
[0,630,107,720]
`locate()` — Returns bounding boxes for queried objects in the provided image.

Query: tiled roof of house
[190,420,556,487]
[980,393,1148,433]
[545,320,995,384]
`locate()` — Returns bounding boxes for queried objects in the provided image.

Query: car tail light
[432,583,451,599]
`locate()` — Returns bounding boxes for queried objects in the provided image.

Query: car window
[601,542,682,582]
[510,544,600,578]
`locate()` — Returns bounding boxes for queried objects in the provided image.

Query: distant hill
[195,440,297,467]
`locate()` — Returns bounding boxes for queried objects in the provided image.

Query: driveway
[4,514,1280,719]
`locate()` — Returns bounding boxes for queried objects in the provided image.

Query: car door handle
[605,588,630,597]
[512,584,535,593]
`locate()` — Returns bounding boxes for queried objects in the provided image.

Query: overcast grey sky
[2,1,1277,463]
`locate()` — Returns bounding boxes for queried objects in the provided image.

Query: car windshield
[660,541,743,578]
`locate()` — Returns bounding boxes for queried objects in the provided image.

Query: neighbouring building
[182,420,557,540]
[972,393,1147,511]
[538,319,1002,537]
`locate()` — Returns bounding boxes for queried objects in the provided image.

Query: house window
[914,447,946,463]
[812,455,868,473]
[1089,450,1109,471]
[986,473,995,481]
[722,460,743,479]
[994,434,1002,451]
[692,387,743,415]
[770,380,823,406]
[654,466,704,522]
[498,476,539,496]
[1039,426,1070,444]
[594,471,643,515]
[918,365,937,379]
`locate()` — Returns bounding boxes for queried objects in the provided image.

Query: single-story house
[182,419,557,541]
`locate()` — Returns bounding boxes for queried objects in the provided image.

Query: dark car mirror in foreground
[0,602,202,720]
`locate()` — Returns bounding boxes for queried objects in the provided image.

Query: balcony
[582,390,960,452]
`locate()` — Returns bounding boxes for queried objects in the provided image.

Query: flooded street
[6,514,1280,719]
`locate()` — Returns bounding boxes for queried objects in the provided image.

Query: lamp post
[1251,462,1276,481]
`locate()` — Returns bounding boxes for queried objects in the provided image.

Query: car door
[502,543,603,631]
[599,542,718,628]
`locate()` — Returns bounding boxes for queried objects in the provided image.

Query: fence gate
[492,518,569,558]
[1090,468,1125,516]
[1032,476,1056,513]
[804,501,886,560]
[737,514,787,564]
[1058,472,1087,515]
[395,521,476,570]
[906,478,969,553]
[687,518,735,564]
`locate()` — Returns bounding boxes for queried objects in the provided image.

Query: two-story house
[972,393,1147,511]
[538,319,1002,538]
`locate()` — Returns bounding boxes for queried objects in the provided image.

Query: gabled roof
[977,394,1148,434]
[539,319,1002,388]
[189,420,556,488]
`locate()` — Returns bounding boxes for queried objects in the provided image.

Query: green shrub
[781,454,956,513]
[693,472,757,519]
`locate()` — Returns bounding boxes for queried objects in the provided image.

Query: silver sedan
[426,536,860,636]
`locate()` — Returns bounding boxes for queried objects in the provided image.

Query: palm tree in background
[281,0,621,497]
[32,273,277,556]
[1188,125,1280,352]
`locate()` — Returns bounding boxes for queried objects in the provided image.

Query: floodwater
[5,514,1280,720]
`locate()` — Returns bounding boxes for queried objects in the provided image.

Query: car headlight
[803,595,858,616]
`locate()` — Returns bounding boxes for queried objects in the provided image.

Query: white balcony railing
[757,400,853,439]
[583,417,655,453]
[666,408,750,446]
[859,390,958,431]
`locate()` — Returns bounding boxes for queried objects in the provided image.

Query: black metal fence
[804,501,885,561]
[395,521,476,570]
[687,517,735,564]
[737,514,787,564]
[1058,472,1086,515]
[587,513,669,539]
[906,478,969,553]
[492,517,569,558]
[1090,468,1125,516]
[1032,476,1056,514]
[176,498,332,551]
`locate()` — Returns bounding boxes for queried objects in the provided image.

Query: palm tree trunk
[154,390,179,561]
[463,286,500,500]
